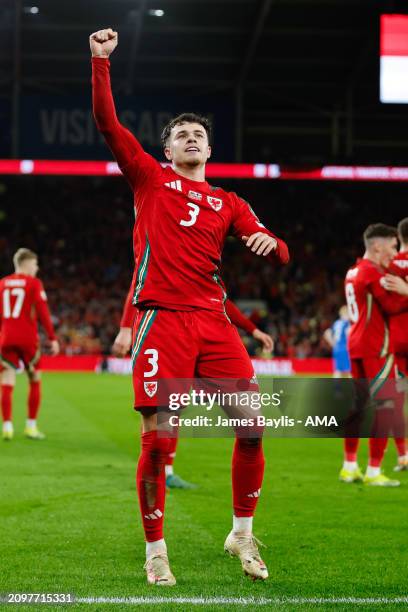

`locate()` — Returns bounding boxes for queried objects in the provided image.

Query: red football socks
[28,381,41,419]
[394,438,407,458]
[1,384,14,422]
[232,437,265,517]
[368,438,388,467]
[137,431,171,542]
[344,438,360,462]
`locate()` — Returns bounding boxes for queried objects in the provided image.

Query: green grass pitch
[1,373,407,612]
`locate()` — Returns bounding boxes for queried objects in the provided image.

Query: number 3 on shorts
[144,348,159,378]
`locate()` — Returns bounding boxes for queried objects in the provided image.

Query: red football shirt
[388,251,408,355]
[0,274,56,346]
[121,274,256,335]
[345,258,408,358]
[92,58,289,313]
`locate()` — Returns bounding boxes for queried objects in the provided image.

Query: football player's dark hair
[161,113,212,148]
[363,223,397,248]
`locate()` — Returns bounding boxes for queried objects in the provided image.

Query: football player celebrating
[91,28,289,585]
[0,249,59,441]
[341,224,408,486]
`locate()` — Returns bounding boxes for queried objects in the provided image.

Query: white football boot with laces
[144,553,176,586]
[224,531,268,581]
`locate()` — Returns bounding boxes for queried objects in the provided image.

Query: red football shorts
[0,342,41,372]
[351,354,397,401]
[131,308,255,408]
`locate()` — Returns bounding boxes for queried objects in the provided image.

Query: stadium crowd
[0,176,405,358]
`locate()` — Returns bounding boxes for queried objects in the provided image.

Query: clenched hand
[89,28,118,58]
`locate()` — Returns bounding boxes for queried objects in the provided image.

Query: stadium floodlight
[148,9,165,17]
[23,6,39,14]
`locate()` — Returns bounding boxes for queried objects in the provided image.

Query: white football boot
[224,531,268,580]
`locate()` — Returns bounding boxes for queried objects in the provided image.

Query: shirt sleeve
[120,272,137,328]
[369,275,408,315]
[388,258,408,279]
[92,57,161,190]
[225,299,256,334]
[230,194,290,265]
[34,280,57,340]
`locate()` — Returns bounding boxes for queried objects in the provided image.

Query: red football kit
[388,251,408,376]
[0,274,56,370]
[93,57,288,408]
[345,258,408,397]
[120,273,256,335]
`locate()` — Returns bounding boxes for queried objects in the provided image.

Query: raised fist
[89,28,118,58]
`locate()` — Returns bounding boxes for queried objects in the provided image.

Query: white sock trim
[26,419,36,429]
[233,515,253,534]
[343,461,357,472]
[146,538,167,560]
[366,466,380,478]
[165,465,174,477]
[3,421,13,432]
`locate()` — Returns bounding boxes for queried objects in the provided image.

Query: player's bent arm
[371,278,408,314]
[225,299,256,334]
[34,281,57,342]
[323,328,334,348]
[252,328,274,352]
[382,274,408,296]
[231,194,289,264]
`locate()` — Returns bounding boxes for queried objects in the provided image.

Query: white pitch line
[77,596,408,606]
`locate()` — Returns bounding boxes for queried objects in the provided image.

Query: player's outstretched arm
[90,29,158,185]
[90,28,118,59]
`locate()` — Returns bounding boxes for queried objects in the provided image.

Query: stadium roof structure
[1,0,408,164]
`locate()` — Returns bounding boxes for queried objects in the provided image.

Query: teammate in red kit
[383,218,408,471]
[90,28,289,584]
[387,218,408,379]
[113,277,274,489]
[341,224,408,486]
[0,249,59,441]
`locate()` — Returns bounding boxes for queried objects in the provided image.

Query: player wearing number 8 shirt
[342,224,408,487]
[90,28,289,586]
[0,249,59,441]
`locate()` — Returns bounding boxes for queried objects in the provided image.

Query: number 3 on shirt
[180,202,200,227]
[345,282,359,323]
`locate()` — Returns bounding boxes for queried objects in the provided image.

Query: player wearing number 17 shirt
[0,249,59,441]
[341,224,408,487]
[90,28,289,586]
